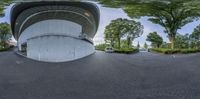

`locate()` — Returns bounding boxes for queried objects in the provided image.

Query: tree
[121,40,129,48]
[99,0,200,49]
[175,33,190,49]
[104,18,143,49]
[137,41,140,49]
[161,42,170,49]
[190,24,200,48]
[0,0,12,16]
[191,25,200,41]
[0,23,12,48]
[125,20,144,48]
[144,42,148,49]
[146,32,163,48]
[104,18,124,48]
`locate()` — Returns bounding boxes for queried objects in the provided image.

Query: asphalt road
[0,51,200,99]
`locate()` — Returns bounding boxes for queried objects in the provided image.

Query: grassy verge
[150,48,200,54]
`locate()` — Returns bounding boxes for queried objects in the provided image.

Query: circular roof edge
[10,1,100,39]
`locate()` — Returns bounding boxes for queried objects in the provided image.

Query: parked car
[105,47,114,53]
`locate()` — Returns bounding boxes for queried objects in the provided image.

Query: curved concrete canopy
[10,1,100,40]
[10,1,100,62]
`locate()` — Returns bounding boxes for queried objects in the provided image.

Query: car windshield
[0,0,200,99]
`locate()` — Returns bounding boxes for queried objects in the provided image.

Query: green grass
[150,48,200,54]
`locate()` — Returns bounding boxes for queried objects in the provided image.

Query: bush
[0,44,14,52]
[150,48,200,54]
[114,48,139,54]
[95,43,106,51]
[0,47,11,52]
[180,49,200,54]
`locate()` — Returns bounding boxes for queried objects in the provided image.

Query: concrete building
[10,1,100,62]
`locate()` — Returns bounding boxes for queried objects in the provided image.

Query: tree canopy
[0,22,12,47]
[191,24,200,41]
[104,18,143,48]
[0,0,12,16]
[190,24,200,48]
[99,0,200,49]
[175,33,190,49]
[144,42,148,49]
[146,32,163,48]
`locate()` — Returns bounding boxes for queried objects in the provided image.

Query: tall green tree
[123,20,143,48]
[99,0,200,49]
[191,25,200,42]
[0,0,12,16]
[146,32,163,48]
[144,42,148,49]
[105,18,125,48]
[175,33,190,49]
[137,41,140,49]
[190,24,200,48]
[104,18,143,49]
[0,23,12,48]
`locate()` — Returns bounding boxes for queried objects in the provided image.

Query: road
[0,51,200,99]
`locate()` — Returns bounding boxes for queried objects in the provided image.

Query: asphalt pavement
[0,51,200,99]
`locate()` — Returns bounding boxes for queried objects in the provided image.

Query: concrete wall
[18,19,82,50]
[27,36,95,62]
[18,19,95,62]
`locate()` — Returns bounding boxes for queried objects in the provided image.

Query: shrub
[180,49,200,54]
[0,47,10,52]
[0,44,14,52]
[95,43,106,51]
[150,48,200,54]
[114,48,139,54]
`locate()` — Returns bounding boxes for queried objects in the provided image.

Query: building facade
[11,1,99,62]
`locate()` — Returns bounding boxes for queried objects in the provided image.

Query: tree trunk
[157,44,160,48]
[2,41,6,48]
[111,40,114,48]
[118,37,121,49]
[127,37,131,48]
[170,36,175,49]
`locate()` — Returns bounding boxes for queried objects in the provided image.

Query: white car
[105,47,114,53]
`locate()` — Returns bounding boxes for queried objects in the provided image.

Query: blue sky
[1,2,200,47]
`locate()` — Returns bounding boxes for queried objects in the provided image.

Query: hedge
[114,48,139,54]
[0,45,14,52]
[180,49,200,54]
[0,47,11,52]
[95,48,105,51]
[150,48,200,54]
[95,44,106,51]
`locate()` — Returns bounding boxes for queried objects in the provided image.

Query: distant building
[10,1,100,62]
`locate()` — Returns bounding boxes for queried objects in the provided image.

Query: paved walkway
[0,51,200,99]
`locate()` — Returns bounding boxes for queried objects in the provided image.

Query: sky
[1,1,200,47]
